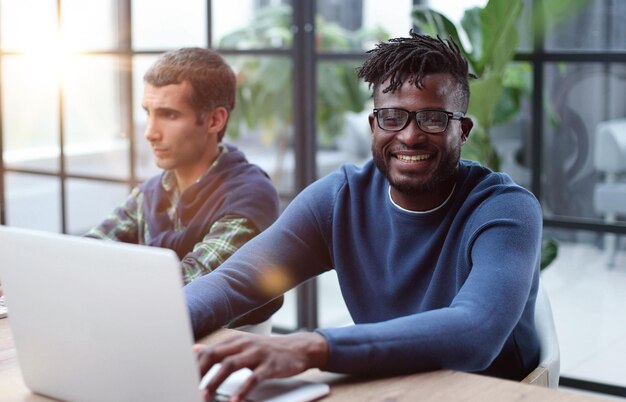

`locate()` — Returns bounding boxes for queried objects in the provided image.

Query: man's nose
[143,116,160,141]
[396,118,427,146]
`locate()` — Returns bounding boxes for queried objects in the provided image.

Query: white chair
[593,119,626,267]
[522,280,560,388]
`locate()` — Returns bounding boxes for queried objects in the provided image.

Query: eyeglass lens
[377,109,449,133]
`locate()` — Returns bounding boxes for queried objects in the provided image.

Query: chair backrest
[594,118,626,175]
[522,280,561,388]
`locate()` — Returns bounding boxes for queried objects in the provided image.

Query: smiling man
[86,48,282,329]
[186,32,543,402]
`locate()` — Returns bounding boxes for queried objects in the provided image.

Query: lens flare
[258,264,294,296]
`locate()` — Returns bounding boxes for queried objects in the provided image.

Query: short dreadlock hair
[357,30,474,111]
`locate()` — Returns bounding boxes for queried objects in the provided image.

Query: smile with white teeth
[396,154,431,162]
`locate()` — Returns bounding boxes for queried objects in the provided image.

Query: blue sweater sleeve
[184,174,338,338]
[316,188,542,375]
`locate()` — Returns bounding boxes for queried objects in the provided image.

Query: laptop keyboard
[0,296,7,319]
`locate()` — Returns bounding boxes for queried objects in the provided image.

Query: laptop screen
[0,226,203,402]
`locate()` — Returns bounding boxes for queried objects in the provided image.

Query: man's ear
[368,113,376,133]
[460,117,473,143]
[204,107,229,134]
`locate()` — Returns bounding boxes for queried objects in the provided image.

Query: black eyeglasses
[373,108,465,134]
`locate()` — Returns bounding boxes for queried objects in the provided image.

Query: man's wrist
[300,332,329,369]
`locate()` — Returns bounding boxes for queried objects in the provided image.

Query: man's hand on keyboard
[194,331,328,402]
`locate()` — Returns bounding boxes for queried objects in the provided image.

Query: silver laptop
[0,225,203,402]
[0,225,330,402]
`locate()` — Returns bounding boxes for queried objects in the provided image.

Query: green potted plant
[412,0,564,269]
[412,0,524,171]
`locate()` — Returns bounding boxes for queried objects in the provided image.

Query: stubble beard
[372,146,460,196]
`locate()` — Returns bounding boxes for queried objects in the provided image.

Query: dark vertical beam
[530,0,544,200]
[57,0,68,233]
[206,0,212,48]
[292,0,318,331]
[118,0,136,188]
[601,0,611,121]
[530,59,543,199]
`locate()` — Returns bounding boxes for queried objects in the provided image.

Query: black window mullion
[206,0,212,48]
[118,0,136,189]
[57,0,68,234]
[293,0,318,331]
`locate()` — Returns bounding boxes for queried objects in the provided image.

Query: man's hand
[194,331,328,402]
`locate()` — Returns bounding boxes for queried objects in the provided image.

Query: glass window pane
[363,0,412,44]
[315,0,410,52]
[224,55,295,198]
[271,288,297,331]
[543,0,626,52]
[542,227,626,387]
[489,62,533,189]
[542,62,626,224]
[1,55,59,173]
[316,61,371,178]
[132,55,161,181]
[517,0,534,52]
[213,1,292,50]
[61,0,119,51]
[64,56,129,179]
[4,173,61,232]
[66,179,130,235]
[608,0,626,51]
[315,0,396,52]
[0,0,57,52]
[425,0,488,26]
[318,271,352,328]
[132,0,207,50]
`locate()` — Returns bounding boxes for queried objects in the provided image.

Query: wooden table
[0,318,608,402]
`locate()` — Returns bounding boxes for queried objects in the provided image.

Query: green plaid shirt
[86,148,258,284]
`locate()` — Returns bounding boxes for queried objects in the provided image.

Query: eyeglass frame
[372,108,465,134]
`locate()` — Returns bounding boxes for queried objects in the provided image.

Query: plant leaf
[541,239,559,271]
[478,0,522,73]
[468,72,503,129]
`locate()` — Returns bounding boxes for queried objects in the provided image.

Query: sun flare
[21,32,79,86]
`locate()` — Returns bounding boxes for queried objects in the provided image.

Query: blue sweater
[185,160,542,380]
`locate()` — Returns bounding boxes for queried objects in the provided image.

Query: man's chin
[153,159,172,170]
[375,155,444,193]
[387,171,434,193]
[389,180,434,196]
